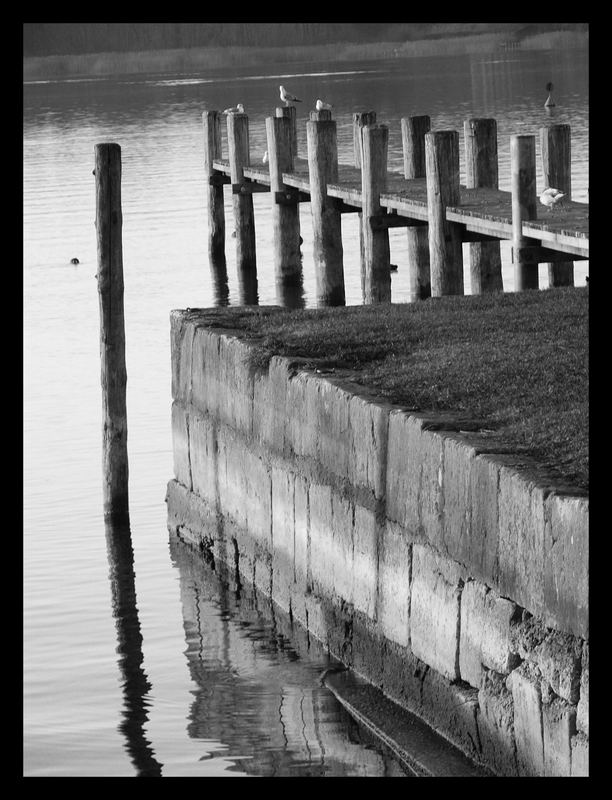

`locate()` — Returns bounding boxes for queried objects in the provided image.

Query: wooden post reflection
[105,518,163,777]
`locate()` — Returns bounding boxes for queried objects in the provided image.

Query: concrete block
[271,465,295,610]
[188,410,217,504]
[544,492,589,639]
[410,544,463,680]
[378,521,411,647]
[330,492,354,604]
[171,401,192,490]
[308,482,335,598]
[441,434,476,562]
[570,732,589,777]
[506,662,544,776]
[512,615,582,704]
[420,668,481,763]
[285,371,319,460]
[477,669,519,776]
[577,641,589,735]
[386,413,444,550]
[170,313,195,403]
[348,393,391,499]
[215,427,247,530]
[315,378,351,481]
[351,505,378,619]
[252,356,290,455]
[243,449,272,546]
[293,473,309,596]
[542,694,575,776]
[498,467,548,620]
[459,579,519,688]
[190,325,221,419]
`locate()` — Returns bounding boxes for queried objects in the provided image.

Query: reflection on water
[105,518,162,777]
[168,532,411,777]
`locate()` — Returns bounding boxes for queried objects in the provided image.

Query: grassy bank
[199,288,588,491]
[23,29,588,80]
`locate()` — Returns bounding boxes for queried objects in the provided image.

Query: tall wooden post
[227,111,258,304]
[425,130,464,296]
[275,105,298,160]
[540,124,574,287]
[353,111,377,167]
[307,111,345,306]
[202,110,228,298]
[95,142,129,523]
[361,123,391,303]
[511,134,539,291]
[401,115,431,300]
[266,114,302,296]
[464,118,503,293]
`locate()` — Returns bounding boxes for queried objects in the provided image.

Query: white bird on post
[315,99,333,111]
[539,187,565,212]
[280,85,301,106]
[223,103,245,114]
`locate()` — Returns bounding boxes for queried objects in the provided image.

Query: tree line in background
[23,22,587,57]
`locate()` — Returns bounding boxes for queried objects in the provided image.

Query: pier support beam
[401,115,431,301]
[511,135,539,291]
[266,114,303,306]
[202,110,228,304]
[361,123,391,303]
[426,130,464,296]
[307,111,345,306]
[464,118,504,293]
[227,111,258,304]
[275,106,298,160]
[540,124,574,287]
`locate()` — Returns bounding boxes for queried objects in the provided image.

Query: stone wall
[166,309,589,777]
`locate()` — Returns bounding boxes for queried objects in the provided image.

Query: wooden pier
[204,107,588,306]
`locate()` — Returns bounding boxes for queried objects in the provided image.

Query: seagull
[280,85,301,106]
[223,103,244,114]
[316,99,333,111]
[539,187,565,212]
[262,150,269,164]
[544,82,555,108]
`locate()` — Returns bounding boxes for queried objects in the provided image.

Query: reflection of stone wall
[167,309,589,777]
[169,536,406,776]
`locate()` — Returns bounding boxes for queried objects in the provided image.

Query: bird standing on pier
[315,99,333,111]
[280,85,301,106]
[223,103,245,114]
[539,187,565,212]
[544,82,555,108]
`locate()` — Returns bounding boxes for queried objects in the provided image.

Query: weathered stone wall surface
[166,310,589,777]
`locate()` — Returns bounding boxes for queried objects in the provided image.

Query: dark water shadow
[105,519,163,777]
[210,257,230,307]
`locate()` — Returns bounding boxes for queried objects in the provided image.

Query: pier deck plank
[212,157,588,258]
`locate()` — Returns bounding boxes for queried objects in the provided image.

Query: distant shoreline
[23,29,588,81]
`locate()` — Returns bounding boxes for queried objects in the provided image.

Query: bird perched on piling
[262,150,269,164]
[544,82,555,108]
[280,85,301,106]
[539,187,565,212]
[223,103,245,114]
[315,99,333,111]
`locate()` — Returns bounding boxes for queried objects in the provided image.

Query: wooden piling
[227,111,258,303]
[464,118,504,293]
[511,134,539,291]
[425,130,464,296]
[401,115,431,300]
[266,114,302,293]
[353,111,377,167]
[540,124,574,287]
[95,142,129,523]
[360,123,391,303]
[307,113,345,306]
[275,106,298,160]
[202,110,228,297]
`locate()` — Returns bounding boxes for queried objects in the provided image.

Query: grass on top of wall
[202,287,589,491]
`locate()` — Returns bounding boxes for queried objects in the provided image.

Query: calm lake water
[23,47,588,777]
